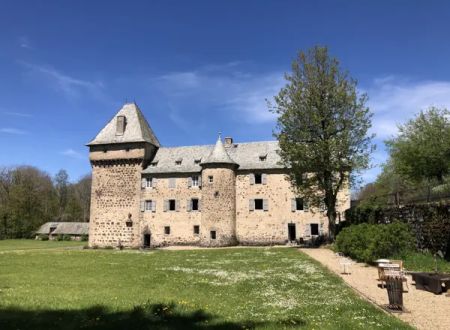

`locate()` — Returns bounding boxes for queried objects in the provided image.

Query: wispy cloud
[365,76,450,139]
[0,128,28,135]
[61,148,84,160]
[19,61,108,101]
[3,111,33,118]
[150,63,284,127]
[18,36,33,49]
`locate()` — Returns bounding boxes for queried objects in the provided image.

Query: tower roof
[201,135,237,166]
[87,103,160,147]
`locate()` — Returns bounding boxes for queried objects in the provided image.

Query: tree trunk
[327,209,337,241]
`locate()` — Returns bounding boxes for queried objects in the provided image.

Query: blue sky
[1,1,450,185]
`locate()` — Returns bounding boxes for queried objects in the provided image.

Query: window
[164,226,170,235]
[193,225,200,235]
[208,176,213,183]
[194,158,201,164]
[150,161,158,167]
[169,199,176,211]
[295,198,304,211]
[250,199,269,211]
[214,191,219,198]
[254,199,264,210]
[192,175,199,187]
[259,153,267,161]
[168,178,176,189]
[175,158,182,165]
[310,223,319,236]
[254,173,262,184]
[210,230,216,239]
[116,115,126,135]
[146,178,154,188]
[192,198,199,211]
[145,200,153,211]
[250,173,266,185]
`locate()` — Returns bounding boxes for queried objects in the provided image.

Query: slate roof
[201,136,237,166]
[143,140,283,174]
[35,222,89,235]
[87,103,160,147]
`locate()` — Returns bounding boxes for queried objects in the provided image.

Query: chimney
[224,137,233,147]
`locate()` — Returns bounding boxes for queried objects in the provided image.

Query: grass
[0,240,411,330]
[0,238,84,251]
[399,252,450,273]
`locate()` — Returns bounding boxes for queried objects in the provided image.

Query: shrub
[38,234,49,241]
[80,234,88,242]
[336,222,415,263]
[62,234,72,241]
[56,234,64,241]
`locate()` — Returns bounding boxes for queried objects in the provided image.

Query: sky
[1,0,450,186]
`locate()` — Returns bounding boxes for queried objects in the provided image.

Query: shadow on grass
[0,302,306,329]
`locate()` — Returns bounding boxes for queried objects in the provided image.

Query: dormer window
[194,158,201,164]
[150,161,158,167]
[175,158,182,165]
[116,116,126,135]
[259,153,267,161]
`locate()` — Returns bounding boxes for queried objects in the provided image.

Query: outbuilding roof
[143,140,283,174]
[35,222,89,235]
[87,103,160,147]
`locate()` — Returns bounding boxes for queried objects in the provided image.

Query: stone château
[87,103,350,248]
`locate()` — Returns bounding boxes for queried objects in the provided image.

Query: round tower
[200,135,238,246]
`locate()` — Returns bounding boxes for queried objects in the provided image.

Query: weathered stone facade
[87,103,351,248]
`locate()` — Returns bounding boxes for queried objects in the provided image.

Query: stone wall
[200,166,237,246]
[141,173,201,246]
[89,160,143,247]
[235,170,350,245]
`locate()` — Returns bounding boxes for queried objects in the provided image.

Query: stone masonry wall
[141,173,201,247]
[200,166,237,246]
[235,170,350,245]
[89,160,142,247]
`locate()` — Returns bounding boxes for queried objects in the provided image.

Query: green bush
[38,234,49,241]
[80,234,88,242]
[335,222,415,263]
[62,234,72,241]
[56,234,64,241]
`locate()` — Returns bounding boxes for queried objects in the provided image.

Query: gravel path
[301,248,450,330]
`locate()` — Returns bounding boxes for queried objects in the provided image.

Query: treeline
[356,107,450,208]
[0,166,91,239]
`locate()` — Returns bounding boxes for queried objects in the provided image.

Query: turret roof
[201,135,237,166]
[87,103,160,147]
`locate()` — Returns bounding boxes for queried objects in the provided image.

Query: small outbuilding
[35,222,89,241]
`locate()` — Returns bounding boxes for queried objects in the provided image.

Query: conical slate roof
[201,135,237,166]
[87,103,160,147]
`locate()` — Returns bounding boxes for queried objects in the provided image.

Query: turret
[87,103,159,247]
[200,135,238,246]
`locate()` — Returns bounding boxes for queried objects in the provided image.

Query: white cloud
[18,36,33,49]
[61,148,84,159]
[0,128,28,135]
[19,61,107,101]
[3,111,32,118]
[365,76,450,140]
[150,63,284,125]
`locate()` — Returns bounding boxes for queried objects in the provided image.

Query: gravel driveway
[301,248,450,330]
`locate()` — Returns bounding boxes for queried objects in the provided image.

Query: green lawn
[399,252,450,273]
[0,240,410,330]
[0,239,84,251]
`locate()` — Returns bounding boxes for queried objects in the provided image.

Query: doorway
[143,234,151,248]
[288,223,296,242]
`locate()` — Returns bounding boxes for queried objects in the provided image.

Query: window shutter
[176,200,180,212]
[262,173,267,185]
[304,199,309,212]
[198,199,201,211]
[263,199,269,211]
[319,223,324,235]
[187,177,192,188]
[152,178,157,187]
[249,199,255,211]
[140,201,145,212]
[198,176,202,187]
[291,198,296,212]
[186,199,191,212]
[141,178,146,189]
[304,224,311,237]
[249,174,255,185]
[164,200,168,212]
[152,201,156,212]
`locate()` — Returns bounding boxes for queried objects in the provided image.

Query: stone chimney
[224,137,233,147]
